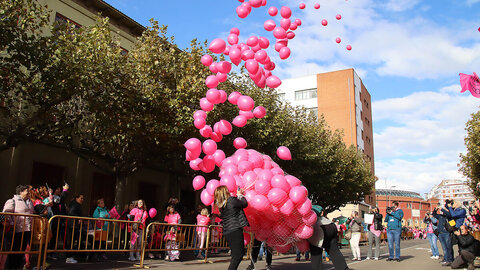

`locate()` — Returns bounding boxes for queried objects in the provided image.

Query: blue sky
[105,0,480,196]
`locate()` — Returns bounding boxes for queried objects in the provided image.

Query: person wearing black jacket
[214,186,248,270]
[451,225,476,270]
[65,194,85,264]
[433,207,453,266]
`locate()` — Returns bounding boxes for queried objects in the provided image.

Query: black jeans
[451,249,475,270]
[7,231,31,269]
[224,228,244,270]
[250,239,272,266]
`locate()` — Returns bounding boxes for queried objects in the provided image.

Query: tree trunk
[114,176,127,208]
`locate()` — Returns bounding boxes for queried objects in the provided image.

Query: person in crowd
[258,241,268,261]
[366,207,383,261]
[164,226,180,261]
[347,211,362,261]
[295,247,310,261]
[48,183,69,261]
[214,186,249,270]
[447,200,467,229]
[195,208,210,259]
[164,205,182,261]
[120,202,135,253]
[433,206,453,266]
[129,199,148,261]
[92,198,110,261]
[65,194,85,264]
[309,205,350,270]
[246,239,272,270]
[384,201,404,262]
[2,185,35,269]
[32,204,52,269]
[451,225,476,270]
[424,211,440,259]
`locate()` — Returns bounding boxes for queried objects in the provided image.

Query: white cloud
[383,0,421,12]
[466,0,480,6]
[373,89,480,194]
[440,84,461,93]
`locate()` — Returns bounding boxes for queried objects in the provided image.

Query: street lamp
[387,185,396,208]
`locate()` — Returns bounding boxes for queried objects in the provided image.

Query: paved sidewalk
[46,239,460,269]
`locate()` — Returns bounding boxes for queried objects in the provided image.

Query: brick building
[376,189,440,228]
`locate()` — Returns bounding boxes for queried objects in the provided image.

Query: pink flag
[459,72,480,98]
[109,207,120,219]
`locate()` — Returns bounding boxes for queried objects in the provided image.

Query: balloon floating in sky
[336,14,342,20]
[346,45,352,51]
[321,19,328,26]
[314,3,320,9]
[336,37,342,44]
[299,3,306,9]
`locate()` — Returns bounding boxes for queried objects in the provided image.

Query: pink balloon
[148,208,157,218]
[294,224,314,239]
[264,20,276,31]
[285,212,301,229]
[246,36,259,47]
[206,88,221,104]
[336,14,342,20]
[200,189,214,206]
[223,46,230,55]
[189,158,203,171]
[279,199,294,215]
[229,47,242,65]
[233,137,248,149]
[236,6,250,18]
[192,175,206,190]
[273,223,292,238]
[218,119,232,135]
[279,47,291,60]
[287,31,295,39]
[258,37,270,49]
[289,186,307,204]
[210,131,223,142]
[219,90,227,103]
[239,110,255,120]
[346,45,352,51]
[200,125,212,138]
[268,6,278,16]
[245,59,259,74]
[289,23,298,30]
[274,42,286,52]
[206,180,220,196]
[250,0,262,8]
[295,19,302,26]
[302,210,318,226]
[232,115,248,127]
[273,27,287,39]
[209,62,218,73]
[228,91,242,105]
[298,199,312,215]
[200,97,214,112]
[220,175,237,192]
[255,179,271,195]
[299,3,306,9]
[336,37,342,44]
[285,175,301,188]
[216,73,228,83]
[201,55,213,66]
[276,244,292,254]
[223,164,239,176]
[296,240,310,252]
[254,50,268,63]
[277,146,292,160]
[230,27,240,35]
[266,75,282,88]
[213,149,226,167]
[248,154,264,169]
[271,175,290,192]
[280,6,292,18]
[243,232,251,246]
[267,188,288,206]
[321,19,328,26]
[251,195,270,211]
[236,160,252,174]
[217,61,232,74]
[257,169,273,182]
[228,34,239,46]
[314,3,320,9]
[241,50,255,61]
[184,138,201,151]
[237,96,255,111]
[205,75,219,88]
[193,110,207,119]
[202,155,216,173]
[280,18,291,31]
[186,148,200,161]
[209,38,226,54]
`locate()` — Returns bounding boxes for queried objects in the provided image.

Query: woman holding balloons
[214,185,249,270]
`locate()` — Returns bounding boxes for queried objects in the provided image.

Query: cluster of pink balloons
[198,148,316,252]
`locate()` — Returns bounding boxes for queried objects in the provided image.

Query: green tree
[460,109,480,198]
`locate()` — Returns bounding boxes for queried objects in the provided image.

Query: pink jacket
[130,208,147,225]
[196,215,210,233]
[164,213,181,224]
[3,195,35,232]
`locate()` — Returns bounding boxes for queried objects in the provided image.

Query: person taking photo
[384,201,404,261]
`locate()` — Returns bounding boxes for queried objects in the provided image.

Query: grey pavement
[46,239,469,269]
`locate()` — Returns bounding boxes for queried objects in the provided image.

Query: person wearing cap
[308,205,350,270]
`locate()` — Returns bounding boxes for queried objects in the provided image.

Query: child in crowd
[196,208,210,259]
[129,199,148,261]
[164,206,181,225]
[164,206,181,261]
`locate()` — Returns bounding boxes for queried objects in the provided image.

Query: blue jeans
[427,233,439,257]
[258,242,266,259]
[296,248,310,259]
[438,232,452,262]
[386,229,401,259]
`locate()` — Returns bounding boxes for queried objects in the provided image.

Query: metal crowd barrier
[140,223,253,267]
[0,212,47,270]
[41,215,144,270]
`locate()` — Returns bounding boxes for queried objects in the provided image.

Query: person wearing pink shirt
[195,208,210,259]
[128,199,148,261]
[164,206,182,224]
[366,207,383,261]
[164,206,182,261]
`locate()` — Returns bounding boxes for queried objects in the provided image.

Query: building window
[306,107,318,118]
[364,98,369,109]
[295,88,317,101]
[55,12,81,29]
[277,93,285,101]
